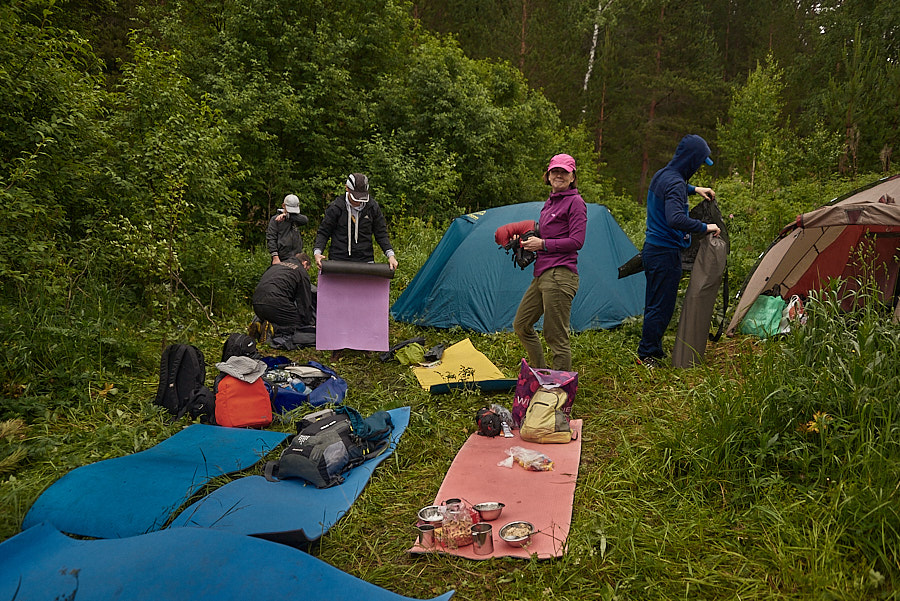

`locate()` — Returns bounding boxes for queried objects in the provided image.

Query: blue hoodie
[644,134,711,249]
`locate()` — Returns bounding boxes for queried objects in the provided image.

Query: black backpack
[264,408,392,488]
[221,333,262,362]
[154,344,215,423]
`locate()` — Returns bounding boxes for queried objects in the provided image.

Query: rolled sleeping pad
[320,259,395,279]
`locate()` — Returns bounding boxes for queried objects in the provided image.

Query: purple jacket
[533,188,587,277]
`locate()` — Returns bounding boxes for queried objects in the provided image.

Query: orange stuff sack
[215,375,273,428]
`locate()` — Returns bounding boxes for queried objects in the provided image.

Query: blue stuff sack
[267,361,348,413]
[307,361,348,407]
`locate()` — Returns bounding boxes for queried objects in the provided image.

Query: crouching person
[252,253,316,341]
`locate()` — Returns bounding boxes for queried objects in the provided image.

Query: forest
[2,0,900,598]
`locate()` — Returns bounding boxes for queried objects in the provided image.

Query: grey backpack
[264,408,391,488]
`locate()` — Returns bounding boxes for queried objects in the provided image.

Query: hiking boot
[637,356,661,370]
[247,320,262,343]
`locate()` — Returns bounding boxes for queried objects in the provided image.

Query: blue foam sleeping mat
[22,424,290,539]
[169,406,410,546]
[0,522,454,601]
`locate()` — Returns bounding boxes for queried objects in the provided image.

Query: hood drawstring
[345,195,360,256]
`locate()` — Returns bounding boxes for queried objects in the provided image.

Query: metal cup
[471,522,493,555]
[416,524,436,548]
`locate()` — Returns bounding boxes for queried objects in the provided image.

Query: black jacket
[267,210,309,261]
[251,258,313,322]
[313,194,393,263]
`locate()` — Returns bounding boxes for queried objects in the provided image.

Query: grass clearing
[3,183,900,598]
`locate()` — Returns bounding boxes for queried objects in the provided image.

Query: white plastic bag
[497,446,554,471]
[778,295,806,334]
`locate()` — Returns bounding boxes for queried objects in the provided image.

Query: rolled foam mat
[0,522,454,601]
[169,407,410,546]
[316,271,391,351]
[22,425,290,539]
[409,420,582,559]
[321,259,395,279]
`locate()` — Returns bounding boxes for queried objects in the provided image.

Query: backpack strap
[264,460,279,482]
[710,267,729,342]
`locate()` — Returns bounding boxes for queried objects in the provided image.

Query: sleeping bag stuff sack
[264,408,392,488]
[215,375,273,428]
[268,361,349,413]
[519,388,575,444]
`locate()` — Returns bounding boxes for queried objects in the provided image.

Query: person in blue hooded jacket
[638,134,720,368]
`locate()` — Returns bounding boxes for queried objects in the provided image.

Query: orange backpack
[214,375,272,428]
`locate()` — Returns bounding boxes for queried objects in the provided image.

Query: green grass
[4,307,897,599]
[3,175,899,599]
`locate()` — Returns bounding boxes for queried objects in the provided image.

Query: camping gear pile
[410,360,582,560]
[154,334,349,427]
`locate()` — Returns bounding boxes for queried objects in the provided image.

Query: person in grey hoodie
[312,173,398,271]
[637,134,720,368]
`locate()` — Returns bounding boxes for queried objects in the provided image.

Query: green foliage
[799,7,900,175]
[708,174,869,288]
[82,39,246,318]
[0,3,106,296]
[717,55,787,185]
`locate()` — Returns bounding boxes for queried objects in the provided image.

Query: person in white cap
[313,173,398,270]
[267,194,309,265]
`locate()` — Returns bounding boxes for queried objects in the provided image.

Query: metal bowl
[473,502,505,521]
[417,505,444,523]
[499,521,534,547]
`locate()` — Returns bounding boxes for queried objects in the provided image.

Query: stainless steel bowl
[473,502,505,521]
[417,505,444,523]
[499,521,534,547]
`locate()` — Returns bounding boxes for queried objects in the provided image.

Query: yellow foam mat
[411,338,506,390]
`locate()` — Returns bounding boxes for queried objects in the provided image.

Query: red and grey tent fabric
[726,174,900,337]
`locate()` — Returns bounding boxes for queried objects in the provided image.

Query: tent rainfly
[391,202,645,333]
[726,174,900,336]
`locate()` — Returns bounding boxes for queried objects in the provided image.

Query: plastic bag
[740,294,786,338]
[778,295,806,334]
[513,359,577,427]
[497,446,554,471]
[490,403,513,425]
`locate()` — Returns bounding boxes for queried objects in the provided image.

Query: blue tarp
[392,202,645,332]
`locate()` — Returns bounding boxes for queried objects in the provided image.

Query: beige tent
[726,174,900,336]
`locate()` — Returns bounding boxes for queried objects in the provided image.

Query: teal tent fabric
[392,202,645,332]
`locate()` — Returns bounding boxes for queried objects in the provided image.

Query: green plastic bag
[395,343,426,365]
[740,294,787,338]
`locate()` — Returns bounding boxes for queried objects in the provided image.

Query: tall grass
[656,276,900,591]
